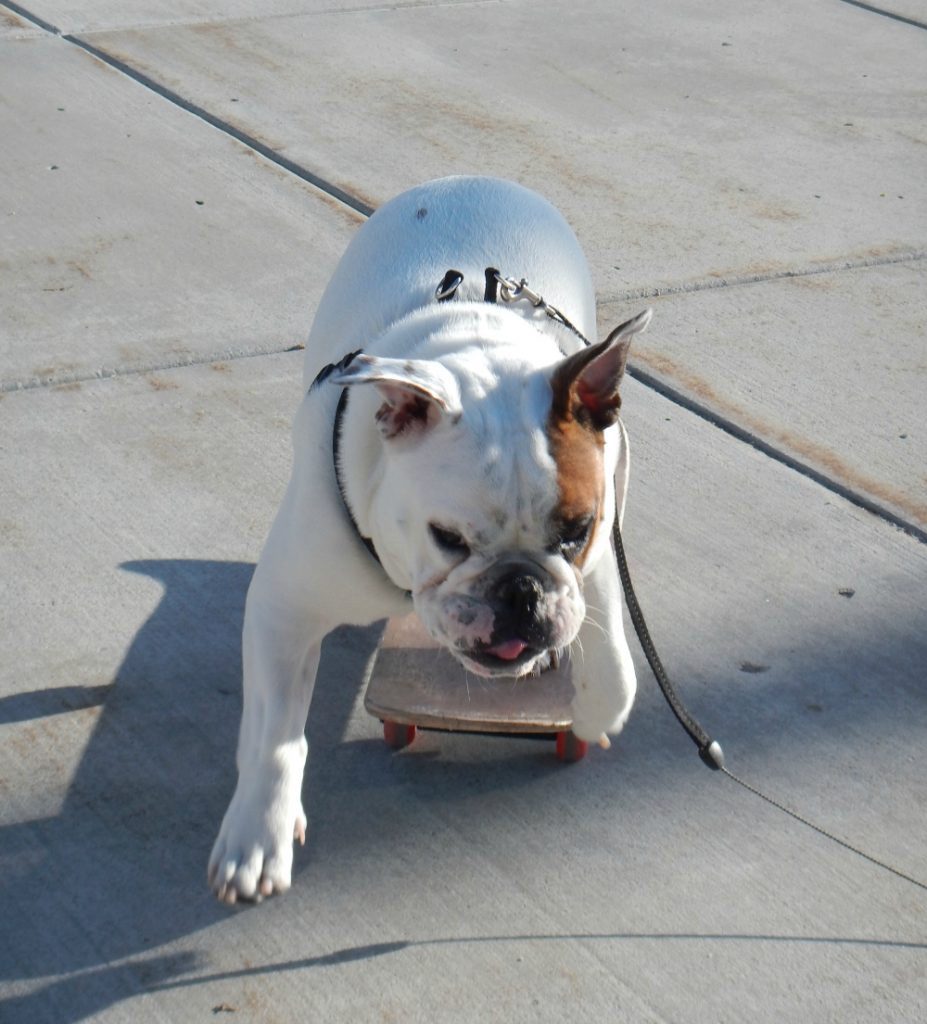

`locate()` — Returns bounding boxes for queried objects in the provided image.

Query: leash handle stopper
[699,740,725,771]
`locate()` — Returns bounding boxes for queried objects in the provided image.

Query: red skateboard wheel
[555,730,588,762]
[383,720,416,750]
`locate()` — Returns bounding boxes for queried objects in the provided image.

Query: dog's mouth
[455,638,545,678]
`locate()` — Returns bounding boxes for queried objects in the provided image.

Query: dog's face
[332,310,651,677]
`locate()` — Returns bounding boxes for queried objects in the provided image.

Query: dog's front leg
[208,578,325,903]
[569,549,637,744]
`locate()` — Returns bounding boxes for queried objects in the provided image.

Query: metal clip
[495,273,543,308]
[489,269,591,348]
[435,269,464,302]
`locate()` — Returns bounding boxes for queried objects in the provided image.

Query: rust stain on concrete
[1,9,28,29]
[633,348,927,526]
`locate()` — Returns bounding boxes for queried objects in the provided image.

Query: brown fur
[546,323,639,565]
[547,399,605,569]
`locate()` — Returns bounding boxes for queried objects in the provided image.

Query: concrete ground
[1,1,925,1021]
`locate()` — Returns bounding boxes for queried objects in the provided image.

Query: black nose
[495,572,543,629]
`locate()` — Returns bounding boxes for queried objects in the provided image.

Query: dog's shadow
[0,558,563,1022]
[0,563,256,993]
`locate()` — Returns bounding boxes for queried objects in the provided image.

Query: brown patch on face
[547,409,605,569]
[545,323,642,563]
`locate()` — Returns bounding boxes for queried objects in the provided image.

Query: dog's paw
[570,697,633,744]
[569,672,636,744]
[208,774,307,905]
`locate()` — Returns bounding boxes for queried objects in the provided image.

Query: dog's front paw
[569,664,637,744]
[569,697,633,744]
[208,772,307,904]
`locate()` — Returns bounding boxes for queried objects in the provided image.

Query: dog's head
[330,308,652,677]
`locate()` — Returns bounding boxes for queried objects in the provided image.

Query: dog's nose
[495,572,543,626]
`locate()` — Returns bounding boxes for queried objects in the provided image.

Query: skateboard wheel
[555,731,588,762]
[383,720,416,750]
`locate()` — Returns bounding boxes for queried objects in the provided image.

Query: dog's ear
[328,354,462,440]
[550,308,652,431]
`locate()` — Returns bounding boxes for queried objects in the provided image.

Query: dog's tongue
[489,639,528,661]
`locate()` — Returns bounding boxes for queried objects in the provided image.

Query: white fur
[208,177,644,902]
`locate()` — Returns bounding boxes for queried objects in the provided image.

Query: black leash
[612,517,725,771]
[613,480,927,893]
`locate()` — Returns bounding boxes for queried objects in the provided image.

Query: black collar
[331,386,390,572]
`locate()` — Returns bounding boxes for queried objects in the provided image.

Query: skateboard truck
[363,613,590,761]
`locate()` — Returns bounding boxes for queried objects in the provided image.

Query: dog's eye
[429,523,471,558]
[555,516,593,561]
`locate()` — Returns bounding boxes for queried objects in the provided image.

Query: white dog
[208,176,652,902]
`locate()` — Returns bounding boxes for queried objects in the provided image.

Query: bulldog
[208,176,652,902]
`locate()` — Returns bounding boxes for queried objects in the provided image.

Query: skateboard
[363,613,589,761]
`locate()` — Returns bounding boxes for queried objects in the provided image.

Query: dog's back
[303,176,597,389]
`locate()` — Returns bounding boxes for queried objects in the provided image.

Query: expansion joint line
[836,0,927,32]
[624,366,927,546]
[1,0,373,217]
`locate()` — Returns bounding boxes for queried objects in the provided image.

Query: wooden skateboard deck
[364,613,587,759]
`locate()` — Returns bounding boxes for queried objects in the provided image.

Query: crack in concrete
[63,34,375,218]
[836,0,927,32]
[600,249,927,303]
[0,345,304,394]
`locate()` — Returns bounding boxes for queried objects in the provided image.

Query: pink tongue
[489,639,527,661]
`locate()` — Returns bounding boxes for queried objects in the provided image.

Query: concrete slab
[5,0,487,34]
[1,357,924,1022]
[63,0,927,292]
[0,34,361,390]
[601,260,927,530]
